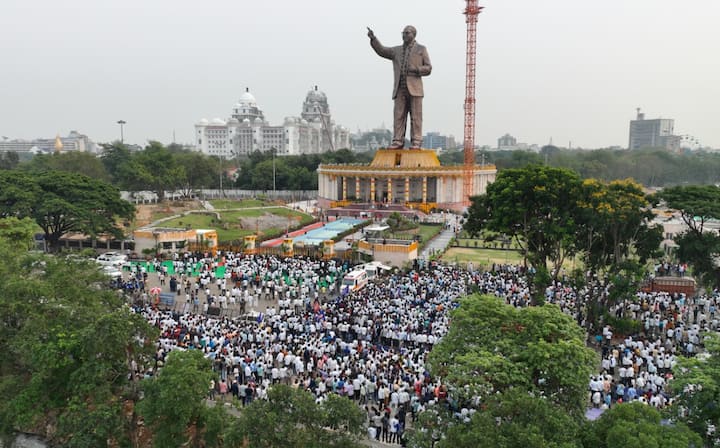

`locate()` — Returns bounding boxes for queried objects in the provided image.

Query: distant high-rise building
[497,133,517,150]
[194,87,350,157]
[422,132,456,151]
[0,130,97,154]
[351,128,393,152]
[628,108,680,151]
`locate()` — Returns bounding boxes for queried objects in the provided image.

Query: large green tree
[656,185,720,287]
[100,142,134,185]
[0,170,134,252]
[582,402,702,448]
[465,165,583,292]
[575,179,663,331]
[425,390,582,448]
[122,141,186,200]
[225,384,366,448]
[668,332,720,447]
[428,294,597,415]
[138,350,227,447]
[21,151,110,182]
[175,150,218,196]
[0,236,157,446]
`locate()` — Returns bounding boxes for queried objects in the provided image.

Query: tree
[0,239,157,446]
[431,390,582,448]
[582,402,702,448]
[427,294,597,415]
[225,384,366,448]
[465,165,583,287]
[21,151,110,182]
[175,150,218,197]
[0,216,36,250]
[138,350,227,447]
[123,141,186,201]
[668,332,720,447]
[100,142,134,185]
[575,179,663,331]
[0,171,135,252]
[0,150,20,170]
[656,185,720,287]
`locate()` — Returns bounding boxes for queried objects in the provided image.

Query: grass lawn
[391,224,443,250]
[455,237,522,250]
[443,247,524,267]
[443,247,584,272]
[160,208,313,242]
[209,199,267,209]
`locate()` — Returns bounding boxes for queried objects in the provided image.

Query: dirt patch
[134,201,202,227]
[239,213,292,232]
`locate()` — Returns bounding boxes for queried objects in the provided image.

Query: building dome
[254,117,263,124]
[198,118,209,125]
[211,118,226,125]
[242,118,251,124]
[238,88,257,107]
[305,86,327,103]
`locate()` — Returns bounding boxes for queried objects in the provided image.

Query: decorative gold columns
[422,176,428,203]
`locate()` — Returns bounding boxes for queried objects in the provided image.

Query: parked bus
[342,269,368,294]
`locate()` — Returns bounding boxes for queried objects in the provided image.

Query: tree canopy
[0,170,135,252]
[225,384,366,448]
[465,165,582,278]
[668,332,720,447]
[0,232,157,446]
[428,294,597,415]
[656,185,720,287]
[440,390,582,448]
[582,402,702,448]
[138,350,226,447]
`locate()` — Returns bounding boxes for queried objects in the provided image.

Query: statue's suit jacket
[370,38,432,99]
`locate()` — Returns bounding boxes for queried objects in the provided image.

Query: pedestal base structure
[317,148,496,214]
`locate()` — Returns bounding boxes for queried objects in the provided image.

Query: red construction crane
[463,1,483,207]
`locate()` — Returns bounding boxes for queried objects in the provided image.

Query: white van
[342,269,368,293]
[361,261,391,279]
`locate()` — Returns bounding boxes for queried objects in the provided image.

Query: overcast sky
[1,0,718,149]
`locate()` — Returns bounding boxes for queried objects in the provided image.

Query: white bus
[342,269,368,293]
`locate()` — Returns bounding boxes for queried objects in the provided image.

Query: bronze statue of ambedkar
[368,25,432,149]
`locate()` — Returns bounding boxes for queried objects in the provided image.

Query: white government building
[194,87,351,157]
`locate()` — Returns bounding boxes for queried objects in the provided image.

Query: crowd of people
[123,252,719,444]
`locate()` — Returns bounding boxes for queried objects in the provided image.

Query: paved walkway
[420,226,456,259]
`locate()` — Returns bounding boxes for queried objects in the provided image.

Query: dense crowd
[124,254,719,444]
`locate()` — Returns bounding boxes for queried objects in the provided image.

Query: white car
[101,265,123,279]
[96,252,127,267]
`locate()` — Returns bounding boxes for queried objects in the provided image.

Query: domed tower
[231,87,266,123]
[54,134,63,153]
[301,86,334,151]
[301,85,330,121]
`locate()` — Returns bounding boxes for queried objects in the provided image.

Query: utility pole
[117,120,126,143]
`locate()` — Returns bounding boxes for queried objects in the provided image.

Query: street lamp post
[117,120,126,143]
[219,154,224,196]
[272,147,276,195]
